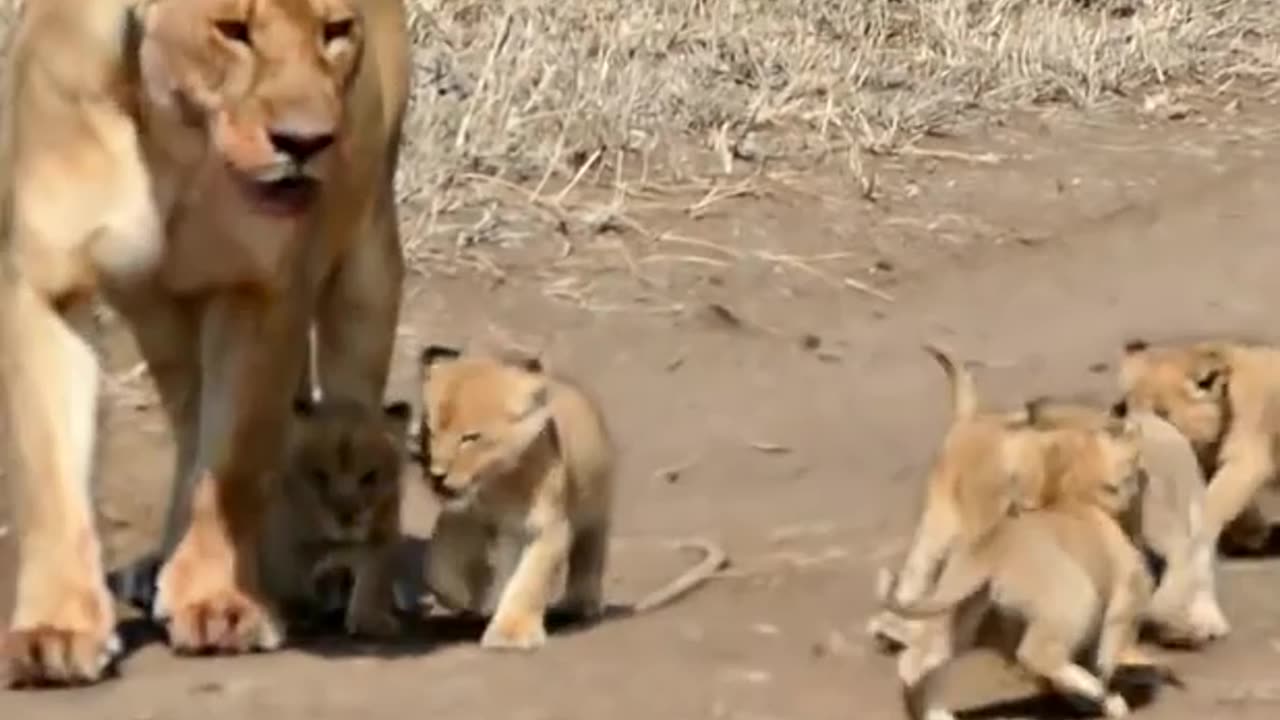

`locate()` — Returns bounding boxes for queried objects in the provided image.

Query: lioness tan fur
[882,497,1159,720]
[415,346,727,651]
[259,397,411,638]
[1119,339,1280,559]
[0,0,409,685]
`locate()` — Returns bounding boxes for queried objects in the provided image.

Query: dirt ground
[8,100,1280,719]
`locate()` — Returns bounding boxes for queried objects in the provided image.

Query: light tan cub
[1016,398,1229,646]
[1118,338,1280,558]
[416,345,726,651]
[259,397,411,638]
[882,494,1160,720]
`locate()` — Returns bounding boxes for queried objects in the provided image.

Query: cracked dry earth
[7,105,1280,719]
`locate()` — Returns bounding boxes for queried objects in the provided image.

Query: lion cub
[258,396,412,638]
[414,345,615,650]
[880,401,1160,720]
[1119,338,1280,556]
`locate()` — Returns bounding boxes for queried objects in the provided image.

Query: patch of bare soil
[6,97,1280,720]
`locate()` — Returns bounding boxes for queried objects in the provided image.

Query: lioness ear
[420,344,462,370]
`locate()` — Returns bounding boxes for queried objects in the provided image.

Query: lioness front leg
[482,506,572,651]
[312,193,404,407]
[0,284,119,686]
[153,294,306,654]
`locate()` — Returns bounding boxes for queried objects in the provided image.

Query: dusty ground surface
[9,99,1280,719]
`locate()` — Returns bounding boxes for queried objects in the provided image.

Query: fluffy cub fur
[415,345,726,650]
[259,397,411,638]
[882,495,1160,720]
[1118,338,1280,557]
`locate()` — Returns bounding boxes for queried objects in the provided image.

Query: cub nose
[268,130,335,164]
[335,509,357,528]
[428,471,454,497]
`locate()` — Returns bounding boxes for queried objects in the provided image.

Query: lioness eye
[460,432,482,444]
[215,20,251,46]
[323,19,354,44]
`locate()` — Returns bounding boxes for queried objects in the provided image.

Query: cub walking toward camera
[258,397,412,639]
[415,345,726,651]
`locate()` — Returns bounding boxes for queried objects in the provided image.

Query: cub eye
[323,19,354,44]
[460,431,482,445]
[358,470,379,490]
[214,20,251,46]
[310,469,328,487]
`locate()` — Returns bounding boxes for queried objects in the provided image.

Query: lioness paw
[480,612,547,651]
[5,602,122,688]
[154,539,284,655]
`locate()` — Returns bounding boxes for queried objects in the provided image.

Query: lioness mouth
[243,175,321,215]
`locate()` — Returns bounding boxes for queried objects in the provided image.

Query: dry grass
[394,0,1280,264]
[3,1,1280,290]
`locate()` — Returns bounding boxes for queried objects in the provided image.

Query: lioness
[0,0,409,685]
[415,345,727,650]
[1118,338,1280,557]
[259,396,411,638]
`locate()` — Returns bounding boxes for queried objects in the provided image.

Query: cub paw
[5,560,121,688]
[345,607,402,639]
[1102,693,1130,718]
[480,612,547,651]
[153,536,284,655]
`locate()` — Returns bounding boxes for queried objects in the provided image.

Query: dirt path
[8,111,1280,718]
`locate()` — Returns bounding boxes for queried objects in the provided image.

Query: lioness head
[134,0,364,215]
[285,397,410,543]
[416,345,555,510]
[1118,339,1230,459]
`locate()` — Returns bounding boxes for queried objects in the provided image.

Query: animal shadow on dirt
[104,537,618,661]
[1217,524,1280,560]
[954,668,1166,720]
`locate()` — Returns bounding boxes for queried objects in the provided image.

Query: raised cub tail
[922,343,977,422]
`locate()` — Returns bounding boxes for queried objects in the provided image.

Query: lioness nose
[268,130,335,164]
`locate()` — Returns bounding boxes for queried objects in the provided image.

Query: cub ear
[1123,338,1150,355]
[1189,349,1229,396]
[292,395,316,418]
[420,344,463,369]
[382,400,413,441]
[1108,399,1129,420]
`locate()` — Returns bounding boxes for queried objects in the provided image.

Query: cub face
[1118,340,1230,457]
[135,0,364,215]
[285,397,411,543]
[416,345,555,510]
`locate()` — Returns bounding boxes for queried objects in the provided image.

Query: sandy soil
[7,105,1280,719]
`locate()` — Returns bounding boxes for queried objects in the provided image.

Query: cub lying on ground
[258,397,413,639]
[415,345,726,650]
